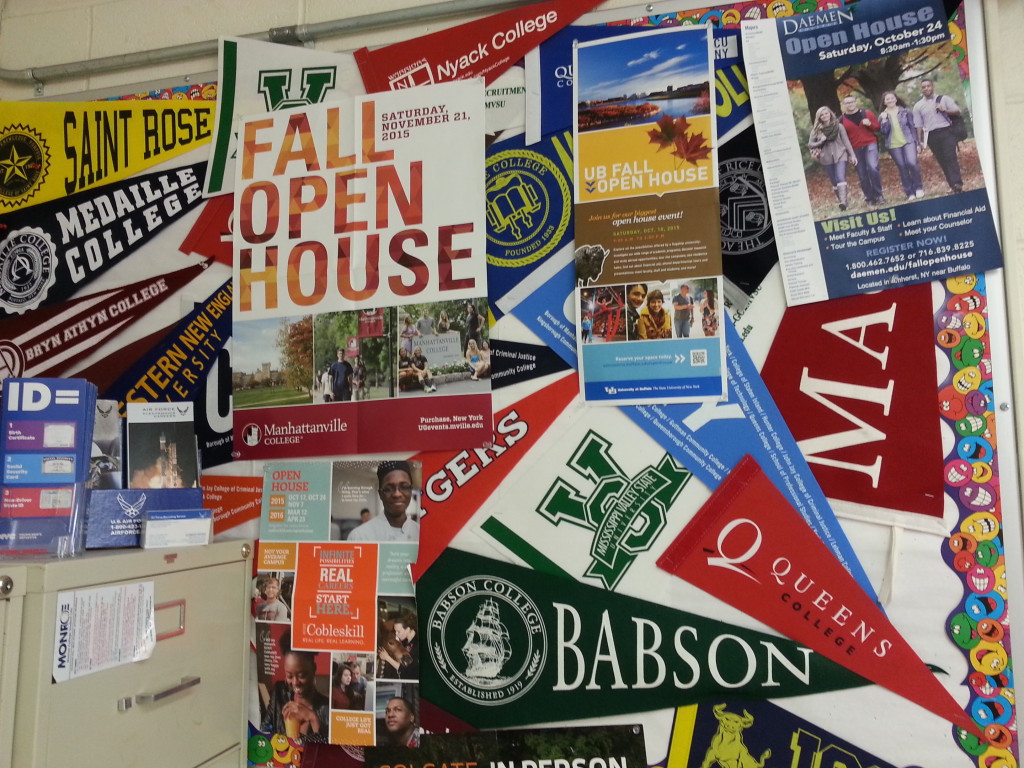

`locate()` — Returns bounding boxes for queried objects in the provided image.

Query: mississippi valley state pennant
[353,0,603,91]
[418,548,868,729]
[656,454,980,737]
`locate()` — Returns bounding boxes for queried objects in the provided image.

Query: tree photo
[278,316,314,398]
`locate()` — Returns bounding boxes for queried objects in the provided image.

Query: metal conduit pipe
[0,0,536,85]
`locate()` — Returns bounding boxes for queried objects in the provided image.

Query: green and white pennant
[418,548,868,729]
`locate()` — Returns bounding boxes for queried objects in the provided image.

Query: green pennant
[536,431,692,589]
[418,549,869,729]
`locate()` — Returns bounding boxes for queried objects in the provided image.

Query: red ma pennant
[354,0,603,91]
[656,454,981,737]
[760,284,943,519]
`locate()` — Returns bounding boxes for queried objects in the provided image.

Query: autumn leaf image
[648,113,708,166]
[672,130,711,165]
[647,114,692,150]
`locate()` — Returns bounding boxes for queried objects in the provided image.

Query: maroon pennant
[760,285,943,518]
[0,264,206,382]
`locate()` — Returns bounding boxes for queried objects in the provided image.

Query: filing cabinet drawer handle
[135,675,201,705]
[154,599,186,641]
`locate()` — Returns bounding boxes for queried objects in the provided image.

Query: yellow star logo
[0,144,31,185]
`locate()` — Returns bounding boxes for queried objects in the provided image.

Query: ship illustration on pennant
[462,597,512,680]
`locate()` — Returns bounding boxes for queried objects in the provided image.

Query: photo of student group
[306,299,491,405]
[581,279,721,344]
[398,299,491,396]
[797,40,981,219]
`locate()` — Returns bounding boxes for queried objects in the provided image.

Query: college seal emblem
[486,146,571,268]
[719,157,773,256]
[428,575,545,706]
[537,431,691,589]
[0,340,26,380]
[0,227,57,314]
[241,423,262,447]
[0,125,48,207]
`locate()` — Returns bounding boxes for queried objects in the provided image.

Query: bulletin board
[2,0,1021,767]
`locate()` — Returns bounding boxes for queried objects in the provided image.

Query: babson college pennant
[417,549,868,728]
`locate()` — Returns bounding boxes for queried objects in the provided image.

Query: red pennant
[354,0,603,91]
[178,194,234,266]
[202,475,264,536]
[760,284,943,518]
[409,371,578,581]
[657,455,981,737]
[1,264,207,381]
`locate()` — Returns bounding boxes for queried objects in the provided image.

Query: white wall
[0,0,640,101]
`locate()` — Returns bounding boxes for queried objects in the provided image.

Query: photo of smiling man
[346,460,420,542]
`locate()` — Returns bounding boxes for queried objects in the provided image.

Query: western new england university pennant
[104,280,231,408]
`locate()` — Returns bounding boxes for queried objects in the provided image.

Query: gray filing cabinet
[0,540,252,768]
